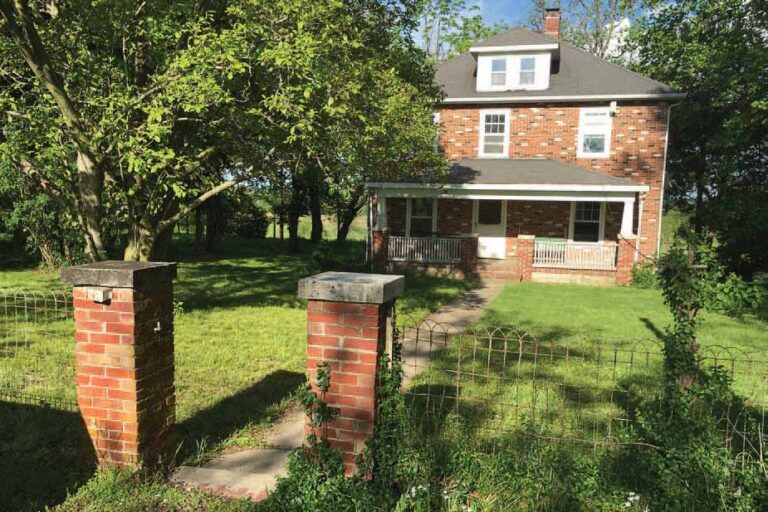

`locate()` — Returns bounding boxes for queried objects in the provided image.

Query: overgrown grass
[1,234,474,511]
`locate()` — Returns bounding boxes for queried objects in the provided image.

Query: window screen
[482,113,506,155]
[478,201,503,225]
[410,198,434,236]
[579,108,611,157]
[573,202,601,242]
[519,57,535,85]
[491,58,507,86]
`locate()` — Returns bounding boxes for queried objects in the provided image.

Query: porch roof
[368,158,649,193]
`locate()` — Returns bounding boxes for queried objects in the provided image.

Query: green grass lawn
[0,234,474,511]
[407,282,768,450]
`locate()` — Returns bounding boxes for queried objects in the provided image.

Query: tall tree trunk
[337,190,364,242]
[195,207,204,244]
[309,173,323,243]
[288,178,304,252]
[693,159,707,236]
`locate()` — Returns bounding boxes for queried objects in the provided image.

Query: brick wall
[388,198,406,236]
[507,200,570,238]
[437,199,473,235]
[438,102,669,257]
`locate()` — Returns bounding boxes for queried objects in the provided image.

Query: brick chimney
[543,7,561,40]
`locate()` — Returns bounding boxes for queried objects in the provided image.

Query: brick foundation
[372,230,388,272]
[517,235,535,281]
[616,235,637,285]
[62,262,177,468]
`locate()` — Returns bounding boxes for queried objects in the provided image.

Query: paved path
[171,280,507,501]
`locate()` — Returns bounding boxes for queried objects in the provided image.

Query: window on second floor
[519,57,536,85]
[479,110,508,157]
[578,107,612,158]
[491,58,507,86]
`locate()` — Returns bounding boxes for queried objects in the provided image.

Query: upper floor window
[491,58,507,86]
[519,57,536,85]
[479,109,508,157]
[578,107,612,158]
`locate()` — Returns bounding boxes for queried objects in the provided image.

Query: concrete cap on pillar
[61,261,177,290]
[298,271,404,304]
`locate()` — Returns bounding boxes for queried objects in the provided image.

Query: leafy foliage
[628,0,768,275]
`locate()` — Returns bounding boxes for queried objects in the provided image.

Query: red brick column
[371,229,389,273]
[616,235,637,286]
[61,262,177,468]
[517,235,535,281]
[298,272,404,476]
[460,235,479,278]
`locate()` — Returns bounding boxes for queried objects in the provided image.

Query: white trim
[577,107,612,159]
[657,104,674,256]
[442,93,687,104]
[569,201,606,242]
[367,182,650,193]
[469,43,559,53]
[478,108,510,157]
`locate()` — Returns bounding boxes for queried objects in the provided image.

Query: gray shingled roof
[436,28,681,101]
[437,158,641,186]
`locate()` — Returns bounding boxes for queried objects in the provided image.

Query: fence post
[298,271,404,476]
[61,261,177,468]
[460,235,479,278]
[616,234,637,285]
[371,229,389,273]
[517,235,535,281]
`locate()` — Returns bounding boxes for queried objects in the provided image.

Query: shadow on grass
[0,401,96,511]
[176,369,306,461]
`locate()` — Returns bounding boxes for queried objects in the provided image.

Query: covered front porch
[367,158,648,285]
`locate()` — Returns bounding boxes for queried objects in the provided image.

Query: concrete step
[171,448,292,501]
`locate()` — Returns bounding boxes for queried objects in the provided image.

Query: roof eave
[366,182,650,193]
[440,92,686,104]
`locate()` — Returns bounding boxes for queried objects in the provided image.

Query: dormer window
[519,57,536,85]
[475,52,551,92]
[491,58,507,86]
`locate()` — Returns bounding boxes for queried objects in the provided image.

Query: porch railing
[533,240,618,271]
[388,236,462,264]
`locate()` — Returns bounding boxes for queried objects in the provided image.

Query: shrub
[630,260,658,289]
[223,188,269,239]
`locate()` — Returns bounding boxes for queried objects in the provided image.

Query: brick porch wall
[438,101,668,257]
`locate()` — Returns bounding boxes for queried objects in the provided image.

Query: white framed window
[407,198,437,236]
[519,57,536,85]
[569,201,605,242]
[577,107,612,158]
[490,58,507,86]
[479,109,509,157]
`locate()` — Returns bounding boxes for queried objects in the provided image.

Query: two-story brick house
[367,8,683,285]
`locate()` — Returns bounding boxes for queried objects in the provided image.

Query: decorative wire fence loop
[398,318,767,465]
[0,289,77,411]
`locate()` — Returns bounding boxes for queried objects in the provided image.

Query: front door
[474,200,506,259]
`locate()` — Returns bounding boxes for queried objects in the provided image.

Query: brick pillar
[298,272,404,476]
[61,261,177,468]
[460,235,478,278]
[371,229,389,273]
[517,235,535,281]
[616,235,637,286]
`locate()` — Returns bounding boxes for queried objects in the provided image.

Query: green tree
[627,0,768,275]
[1,0,442,261]
[417,0,508,61]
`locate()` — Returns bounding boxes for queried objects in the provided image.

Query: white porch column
[375,190,387,230]
[620,197,635,236]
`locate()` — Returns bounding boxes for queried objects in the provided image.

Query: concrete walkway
[171,280,506,501]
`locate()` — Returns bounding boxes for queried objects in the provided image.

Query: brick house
[367,8,683,285]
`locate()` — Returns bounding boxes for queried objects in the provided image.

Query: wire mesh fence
[0,289,77,411]
[398,316,768,465]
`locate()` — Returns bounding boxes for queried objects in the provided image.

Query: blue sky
[478,0,533,27]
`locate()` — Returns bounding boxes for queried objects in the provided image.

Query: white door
[474,200,507,259]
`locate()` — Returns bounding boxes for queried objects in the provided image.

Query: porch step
[476,259,521,280]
